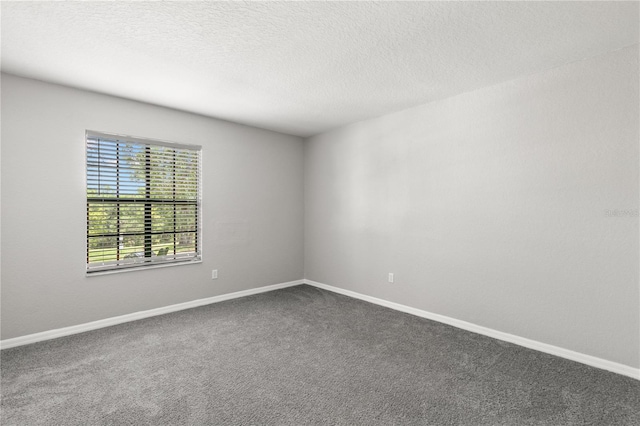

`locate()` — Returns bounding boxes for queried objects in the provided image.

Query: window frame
[85,130,202,275]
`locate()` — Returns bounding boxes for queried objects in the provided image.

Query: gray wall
[1,73,304,340]
[304,46,639,368]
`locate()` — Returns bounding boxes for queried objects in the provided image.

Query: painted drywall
[304,46,640,368]
[1,73,304,340]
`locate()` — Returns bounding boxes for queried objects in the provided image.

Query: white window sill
[86,259,202,277]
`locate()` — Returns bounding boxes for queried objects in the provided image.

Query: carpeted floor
[1,285,639,425]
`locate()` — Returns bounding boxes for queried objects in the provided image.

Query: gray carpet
[1,285,639,425]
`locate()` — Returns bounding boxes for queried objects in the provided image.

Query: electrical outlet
[212,269,218,280]
[388,273,394,283]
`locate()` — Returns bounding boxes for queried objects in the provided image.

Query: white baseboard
[3,277,638,381]
[303,279,640,381]
[0,279,304,350]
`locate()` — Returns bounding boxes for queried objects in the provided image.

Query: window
[86,131,201,273]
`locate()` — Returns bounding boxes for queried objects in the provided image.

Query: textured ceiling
[1,1,638,137]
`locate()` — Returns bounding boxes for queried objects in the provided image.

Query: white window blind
[86,131,201,273]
